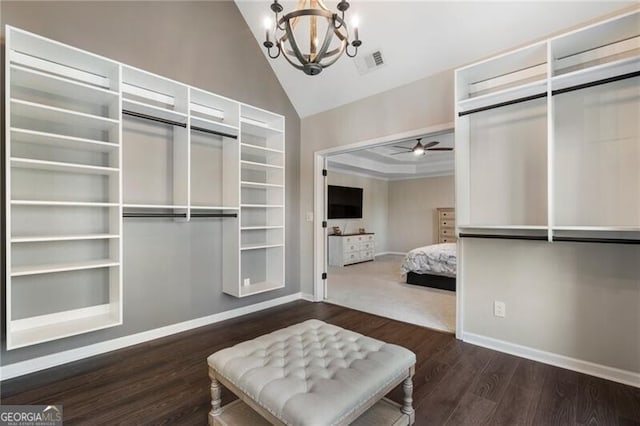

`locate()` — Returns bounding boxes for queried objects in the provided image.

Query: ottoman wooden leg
[401,371,415,425]
[208,368,223,425]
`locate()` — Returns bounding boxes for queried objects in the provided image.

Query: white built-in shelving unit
[4,26,286,349]
[6,27,123,349]
[230,106,286,297]
[455,9,640,244]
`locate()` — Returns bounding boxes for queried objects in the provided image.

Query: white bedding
[401,243,457,278]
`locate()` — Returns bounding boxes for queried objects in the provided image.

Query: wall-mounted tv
[328,185,363,219]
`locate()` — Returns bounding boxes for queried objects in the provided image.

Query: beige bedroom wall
[327,172,389,253]
[300,69,455,295]
[387,175,455,253]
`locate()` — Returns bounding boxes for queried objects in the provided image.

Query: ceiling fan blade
[390,151,412,155]
[392,145,412,150]
[427,147,454,151]
[423,141,440,149]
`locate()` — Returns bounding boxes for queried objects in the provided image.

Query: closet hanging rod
[459,233,548,241]
[123,213,237,218]
[551,70,640,96]
[553,236,640,245]
[458,92,547,117]
[124,213,186,218]
[122,110,187,128]
[191,125,238,139]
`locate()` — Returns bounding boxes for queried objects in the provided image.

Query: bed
[401,243,457,291]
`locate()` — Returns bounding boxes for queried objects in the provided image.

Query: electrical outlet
[306,212,314,222]
[243,278,251,286]
[494,301,506,318]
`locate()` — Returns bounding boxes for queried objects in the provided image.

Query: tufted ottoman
[206,319,416,426]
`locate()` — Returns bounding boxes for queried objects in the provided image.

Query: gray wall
[462,239,640,374]
[327,171,388,253]
[387,175,455,253]
[1,1,300,365]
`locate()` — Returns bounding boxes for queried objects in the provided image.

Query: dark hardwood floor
[1,301,638,425]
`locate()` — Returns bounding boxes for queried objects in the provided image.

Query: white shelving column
[5,27,123,349]
[121,65,189,216]
[228,105,285,297]
[188,88,241,292]
[549,9,640,243]
[455,41,550,240]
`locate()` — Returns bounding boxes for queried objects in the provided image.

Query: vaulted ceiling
[235,1,634,118]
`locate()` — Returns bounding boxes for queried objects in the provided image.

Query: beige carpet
[327,254,456,333]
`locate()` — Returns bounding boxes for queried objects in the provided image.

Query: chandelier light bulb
[351,17,359,42]
[263,17,274,48]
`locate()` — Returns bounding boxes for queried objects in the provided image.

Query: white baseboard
[376,251,406,256]
[1,292,304,380]
[463,332,640,388]
[300,293,317,302]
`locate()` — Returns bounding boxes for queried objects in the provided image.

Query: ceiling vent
[354,49,386,75]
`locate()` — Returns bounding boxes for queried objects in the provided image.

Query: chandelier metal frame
[263,0,362,75]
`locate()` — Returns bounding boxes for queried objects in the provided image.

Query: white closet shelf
[552,226,640,231]
[191,205,239,210]
[241,226,284,230]
[121,83,176,107]
[11,157,119,175]
[10,128,119,152]
[551,56,640,92]
[241,143,284,155]
[190,102,225,121]
[12,234,119,243]
[191,115,238,137]
[12,259,119,277]
[12,200,118,207]
[458,225,548,230]
[239,281,285,298]
[122,64,187,104]
[11,99,119,130]
[241,204,284,208]
[122,98,187,124]
[457,79,547,113]
[241,181,283,189]
[240,119,283,138]
[123,203,188,209]
[241,243,284,251]
[9,305,120,350]
[241,160,283,171]
[10,64,119,105]
[9,49,114,89]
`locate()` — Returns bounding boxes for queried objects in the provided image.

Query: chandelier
[263,0,362,76]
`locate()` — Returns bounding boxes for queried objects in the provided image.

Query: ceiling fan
[391,139,453,156]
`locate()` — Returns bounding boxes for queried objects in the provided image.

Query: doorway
[313,123,461,334]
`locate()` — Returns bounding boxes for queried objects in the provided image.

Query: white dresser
[328,233,376,267]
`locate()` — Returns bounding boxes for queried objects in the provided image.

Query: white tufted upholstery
[208,319,416,426]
